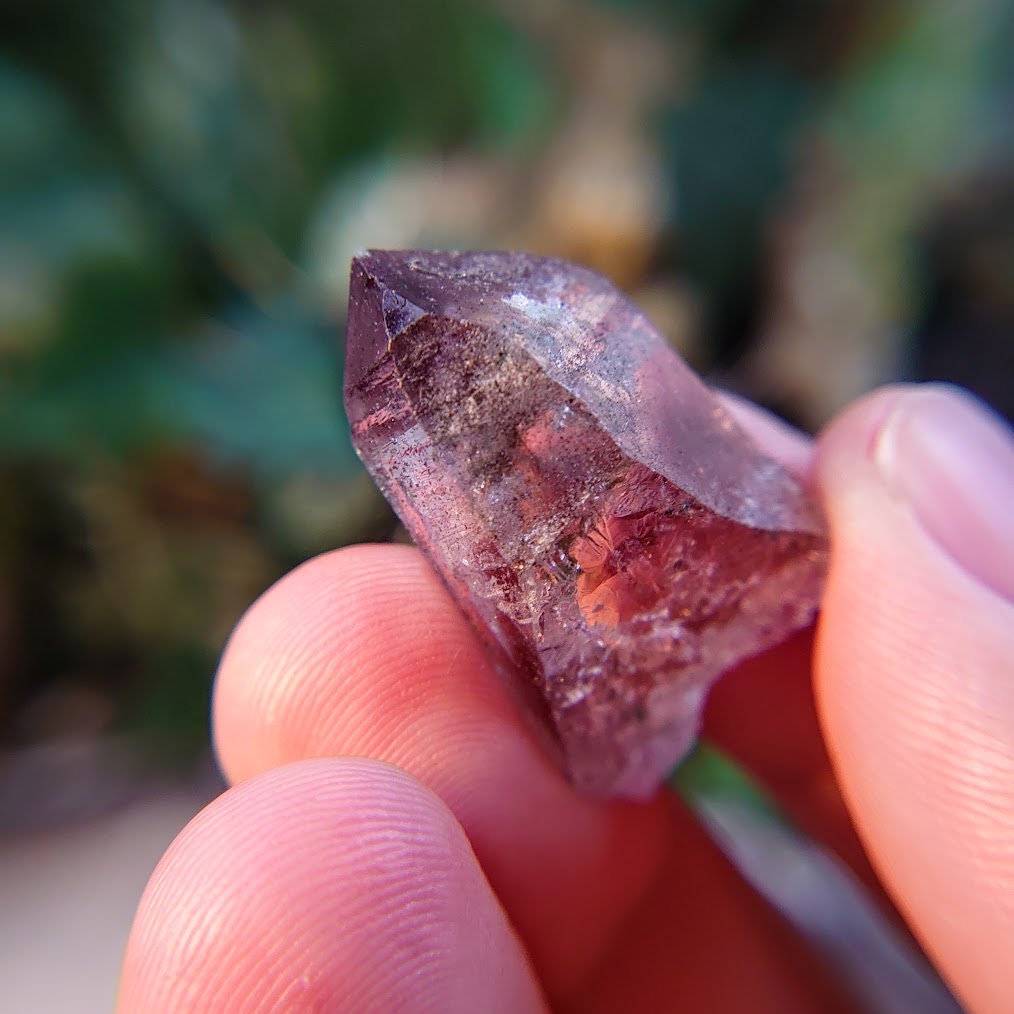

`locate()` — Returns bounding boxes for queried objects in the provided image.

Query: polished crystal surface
[345,250,827,798]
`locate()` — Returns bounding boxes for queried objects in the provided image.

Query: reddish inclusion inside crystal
[568,466,812,638]
[572,504,690,629]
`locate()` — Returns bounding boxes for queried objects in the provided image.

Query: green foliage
[673,741,779,821]
[662,63,809,327]
[0,0,553,754]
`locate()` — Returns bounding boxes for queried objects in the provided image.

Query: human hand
[119,384,1014,1013]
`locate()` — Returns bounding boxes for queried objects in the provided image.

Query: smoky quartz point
[345,250,827,799]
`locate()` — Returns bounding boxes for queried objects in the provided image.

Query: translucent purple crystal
[345,250,827,799]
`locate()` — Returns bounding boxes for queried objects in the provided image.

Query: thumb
[814,384,1014,1014]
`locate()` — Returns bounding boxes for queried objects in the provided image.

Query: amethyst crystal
[345,250,827,799]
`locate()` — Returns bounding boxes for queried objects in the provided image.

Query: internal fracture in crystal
[345,250,828,799]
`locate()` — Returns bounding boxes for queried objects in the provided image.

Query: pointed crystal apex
[345,250,827,798]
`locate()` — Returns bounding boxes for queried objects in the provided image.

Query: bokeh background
[1,0,1011,1008]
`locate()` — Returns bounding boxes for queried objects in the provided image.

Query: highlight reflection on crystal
[345,250,827,798]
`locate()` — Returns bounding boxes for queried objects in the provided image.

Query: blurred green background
[1,0,1012,818]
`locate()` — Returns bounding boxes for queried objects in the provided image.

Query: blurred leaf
[662,62,810,336]
[159,296,358,483]
[807,1,1008,340]
[672,740,779,821]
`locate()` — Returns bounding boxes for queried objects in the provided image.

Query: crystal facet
[345,250,828,799]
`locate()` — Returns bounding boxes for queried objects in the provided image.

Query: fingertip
[212,543,507,786]
[813,384,1014,1012]
[119,758,543,1013]
[814,384,906,470]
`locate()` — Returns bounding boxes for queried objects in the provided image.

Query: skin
[119,385,1014,1012]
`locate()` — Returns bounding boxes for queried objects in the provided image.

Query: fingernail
[875,385,1014,602]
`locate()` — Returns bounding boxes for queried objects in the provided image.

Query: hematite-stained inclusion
[345,250,828,799]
